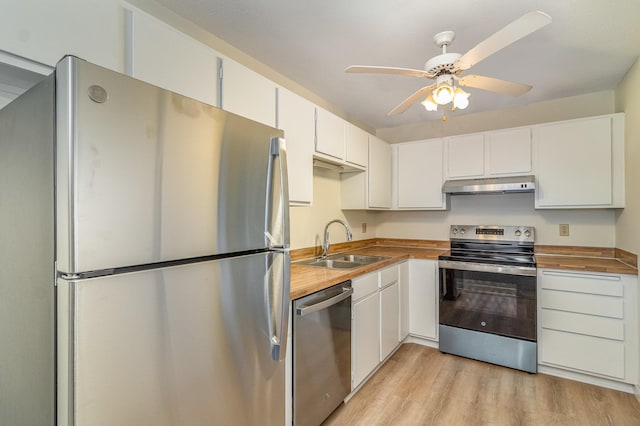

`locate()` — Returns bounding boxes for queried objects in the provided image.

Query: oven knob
[481,321,486,327]
[460,228,466,235]
[515,230,522,237]
[524,230,531,238]
[452,228,458,235]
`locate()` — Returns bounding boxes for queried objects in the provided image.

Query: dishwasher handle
[296,287,353,317]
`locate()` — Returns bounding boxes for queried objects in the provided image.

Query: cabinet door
[537,269,637,382]
[535,117,612,207]
[408,260,438,340]
[1,2,121,71]
[277,88,314,205]
[340,171,367,210]
[446,134,484,179]
[352,292,380,389]
[368,136,392,209]
[397,139,445,209]
[380,282,400,361]
[315,107,345,159]
[128,9,218,106]
[487,128,532,176]
[399,262,410,340]
[345,123,369,167]
[220,57,276,126]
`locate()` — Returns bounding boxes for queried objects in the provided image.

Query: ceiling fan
[346,11,552,116]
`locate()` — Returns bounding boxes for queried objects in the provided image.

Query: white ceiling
[155,0,640,130]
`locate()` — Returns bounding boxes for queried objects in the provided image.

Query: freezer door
[57,251,289,425]
[55,57,285,273]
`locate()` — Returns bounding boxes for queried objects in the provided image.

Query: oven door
[439,260,537,341]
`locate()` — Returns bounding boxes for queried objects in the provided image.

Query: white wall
[615,58,640,256]
[289,168,377,249]
[377,91,616,143]
[614,57,640,396]
[376,194,616,246]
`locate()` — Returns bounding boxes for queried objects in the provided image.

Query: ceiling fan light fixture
[433,84,454,105]
[421,94,438,111]
[453,87,470,109]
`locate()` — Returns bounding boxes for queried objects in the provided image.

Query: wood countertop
[290,240,638,300]
[290,245,446,300]
[535,255,637,275]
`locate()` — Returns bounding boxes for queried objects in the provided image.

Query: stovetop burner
[440,225,536,268]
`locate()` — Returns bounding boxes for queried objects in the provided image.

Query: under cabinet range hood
[442,175,536,195]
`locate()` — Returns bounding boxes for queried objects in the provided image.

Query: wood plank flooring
[324,343,640,425]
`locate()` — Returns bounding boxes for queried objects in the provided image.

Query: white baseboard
[538,365,636,394]
[403,334,439,349]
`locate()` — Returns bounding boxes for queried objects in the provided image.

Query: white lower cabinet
[408,259,438,340]
[352,280,379,389]
[538,269,637,384]
[380,280,400,361]
[351,264,400,390]
[399,261,410,340]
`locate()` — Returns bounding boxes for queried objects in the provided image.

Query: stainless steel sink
[297,254,389,269]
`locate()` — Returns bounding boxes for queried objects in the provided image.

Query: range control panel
[449,225,535,243]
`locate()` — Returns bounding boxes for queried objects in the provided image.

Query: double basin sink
[297,253,389,270]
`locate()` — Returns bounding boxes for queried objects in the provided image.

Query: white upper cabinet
[368,136,392,209]
[126,8,218,106]
[0,0,122,72]
[487,127,532,176]
[220,57,276,127]
[445,134,485,179]
[315,107,345,160]
[277,87,315,205]
[341,135,392,210]
[345,123,369,167]
[534,114,624,209]
[445,128,532,180]
[396,139,446,210]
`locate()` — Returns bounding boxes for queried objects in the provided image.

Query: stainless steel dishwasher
[293,280,353,426]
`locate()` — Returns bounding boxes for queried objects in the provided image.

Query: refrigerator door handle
[268,250,290,361]
[265,137,290,250]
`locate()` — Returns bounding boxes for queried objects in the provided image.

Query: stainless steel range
[438,225,537,373]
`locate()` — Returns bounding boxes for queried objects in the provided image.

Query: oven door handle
[438,260,537,277]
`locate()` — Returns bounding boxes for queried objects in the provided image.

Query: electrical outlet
[559,224,570,236]
[361,223,367,233]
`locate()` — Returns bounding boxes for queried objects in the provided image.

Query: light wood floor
[324,343,640,425]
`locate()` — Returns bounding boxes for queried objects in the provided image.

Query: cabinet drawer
[540,271,623,297]
[380,265,398,288]
[352,272,379,301]
[540,328,625,379]
[540,289,623,319]
[540,308,624,341]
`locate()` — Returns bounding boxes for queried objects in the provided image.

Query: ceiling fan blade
[346,65,434,79]
[456,75,532,96]
[454,11,552,71]
[388,84,436,115]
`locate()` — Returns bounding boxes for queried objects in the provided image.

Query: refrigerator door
[55,56,284,273]
[57,251,289,425]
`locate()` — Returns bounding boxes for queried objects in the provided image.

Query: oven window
[439,268,536,341]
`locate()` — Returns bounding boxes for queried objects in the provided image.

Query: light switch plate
[361,223,367,233]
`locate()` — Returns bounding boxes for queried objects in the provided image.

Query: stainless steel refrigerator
[0,56,290,425]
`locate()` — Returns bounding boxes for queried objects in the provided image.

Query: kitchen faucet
[322,219,353,258]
